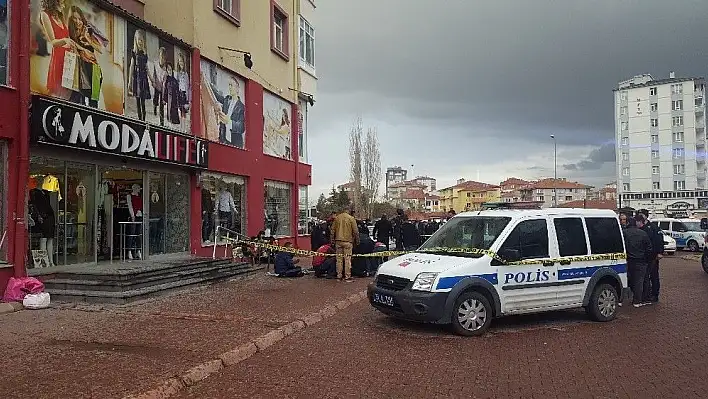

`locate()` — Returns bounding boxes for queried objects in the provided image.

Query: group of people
[372,209,441,251]
[620,209,664,307]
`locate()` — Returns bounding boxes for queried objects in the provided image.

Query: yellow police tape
[225,237,626,266]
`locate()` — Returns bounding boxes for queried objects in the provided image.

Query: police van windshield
[419,216,511,256]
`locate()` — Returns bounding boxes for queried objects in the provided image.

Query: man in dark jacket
[637,210,664,303]
[392,208,406,250]
[274,242,304,277]
[401,217,422,250]
[623,217,653,307]
[373,215,393,249]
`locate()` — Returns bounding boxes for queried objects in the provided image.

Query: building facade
[438,180,500,213]
[616,73,707,211]
[385,166,407,198]
[518,178,591,208]
[0,0,316,291]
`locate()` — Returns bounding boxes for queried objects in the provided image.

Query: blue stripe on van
[434,264,626,290]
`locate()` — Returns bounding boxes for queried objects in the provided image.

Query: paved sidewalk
[0,272,370,399]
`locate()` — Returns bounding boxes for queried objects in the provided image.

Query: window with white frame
[651,119,658,127]
[622,167,629,176]
[621,137,628,146]
[272,6,288,56]
[674,180,686,190]
[298,185,309,235]
[623,183,630,191]
[697,97,704,107]
[621,121,628,130]
[651,134,658,143]
[650,87,657,96]
[652,166,659,174]
[671,84,683,95]
[652,182,660,190]
[672,116,684,127]
[622,153,629,161]
[651,150,659,158]
[620,91,627,101]
[673,131,684,142]
[215,0,240,24]
[299,16,315,68]
[672,100,684,111]
[620,106,627,116]
[674,164,685,175]
[673,148,684,158]
[651,102,658,112]
[265,180,291,237]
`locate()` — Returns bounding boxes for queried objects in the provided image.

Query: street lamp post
[551,135,557,207]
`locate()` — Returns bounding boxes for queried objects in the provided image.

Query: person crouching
[274,242,304,278]
[313,243,337,279]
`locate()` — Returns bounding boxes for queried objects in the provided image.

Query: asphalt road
[178,255,708,399]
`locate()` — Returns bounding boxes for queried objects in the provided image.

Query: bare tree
[349,116,363,213]
[363,126,382,219]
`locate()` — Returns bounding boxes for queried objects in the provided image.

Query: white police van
[654,218,705,252]
[368,208,628,336]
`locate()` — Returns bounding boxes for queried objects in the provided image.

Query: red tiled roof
[390,181,426,189]
[401,189,426,200]
[501,191,520,198]
[457,181,500,191]
[522,178,590,190]
[557,199,617,210]
[408,211,447,221]
[425,194,440,200]
[338,182,357,189]
[500,177,530,186]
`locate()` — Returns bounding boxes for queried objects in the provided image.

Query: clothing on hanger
[41,175,62,201]
[28,176,39,190]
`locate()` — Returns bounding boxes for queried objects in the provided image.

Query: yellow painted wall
[143,0,298,103]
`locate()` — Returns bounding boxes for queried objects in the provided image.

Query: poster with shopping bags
[61,51,79,90]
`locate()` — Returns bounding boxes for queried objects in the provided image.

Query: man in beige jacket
[330,208,360,282]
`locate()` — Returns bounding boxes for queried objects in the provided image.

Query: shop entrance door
[63,162,96,265]
[96,167,145,261]
[148,172,166,255]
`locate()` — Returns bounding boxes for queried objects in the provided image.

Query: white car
[662,232,676,255]
[368,208,628,336]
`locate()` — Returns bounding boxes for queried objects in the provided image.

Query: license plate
[372,292,395,307]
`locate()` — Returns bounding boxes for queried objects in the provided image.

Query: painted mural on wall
[200,58,246,148]
[0,0,8,86]
[263,91,292,159]
[125,22,191,132]
[29,0,192,133]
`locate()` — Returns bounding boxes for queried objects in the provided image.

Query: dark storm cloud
[315,0,708,145]
[564,142,616,171]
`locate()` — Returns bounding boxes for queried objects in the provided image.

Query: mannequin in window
[267,196,280,235]
[126,183,143,260]
[29,187,57,267]
[216,186,236,233]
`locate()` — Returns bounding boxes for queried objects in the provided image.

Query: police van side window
[553,218,588,256]
[658,221,670,231]
[499,219,549,260]
[585,217,624,254]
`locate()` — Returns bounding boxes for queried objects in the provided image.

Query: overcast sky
[306,0,708,202]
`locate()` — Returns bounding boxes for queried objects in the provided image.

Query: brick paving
[176,256,708,399]
[0,271,369,399]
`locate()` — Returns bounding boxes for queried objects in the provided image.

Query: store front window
[0,0,8,86]
[298,185,309,235]
[28,156,191,268]
[200,173,246,243]
[264,181,291,237]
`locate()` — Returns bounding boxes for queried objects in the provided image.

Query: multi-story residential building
[499,177,530,203]
[397,189,426,211]
[438,180,501,213]
[424,194,441,212]
[589,181,617,201]
[387,181,426,201]
[385,166,408,197]
[410,176,437,193]
[519,179,592,208]
[0,0,317,294]
[615,73,707,212]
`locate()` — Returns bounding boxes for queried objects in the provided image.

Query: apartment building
[385,166,408,197]
[439,180,501,213]
[518,178,591,208]
[615,73,707,212]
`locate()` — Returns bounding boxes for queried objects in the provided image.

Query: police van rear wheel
[450,291,492,336]
[587,283,618,322]
[688,240,699,252]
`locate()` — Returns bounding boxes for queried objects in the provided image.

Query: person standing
[392,208,405,250]
[331,208,359,282]
[623,217,653,307]
[373,215,393,250]
[637,210,663,303]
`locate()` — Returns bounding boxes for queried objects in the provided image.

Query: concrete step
[42,261,251,292]
[47,265,264,304]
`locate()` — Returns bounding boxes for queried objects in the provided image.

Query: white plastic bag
[22,292,51,309]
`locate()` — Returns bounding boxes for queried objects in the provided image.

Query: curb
[680,255,701,262]
[123,288,369,399]
[0,302,23,315]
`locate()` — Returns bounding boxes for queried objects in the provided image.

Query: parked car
[661,231,676,255]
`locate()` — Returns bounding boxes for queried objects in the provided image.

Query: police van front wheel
[586,283,618,322]
[450,291,493,336]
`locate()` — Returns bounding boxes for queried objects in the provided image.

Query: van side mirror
[701,218,708,230]
[497,248,521,263]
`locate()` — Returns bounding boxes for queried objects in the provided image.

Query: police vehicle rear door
[551,215,594,307]
[496,216,559,314]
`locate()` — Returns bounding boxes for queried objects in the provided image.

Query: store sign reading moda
[31,97,208,168]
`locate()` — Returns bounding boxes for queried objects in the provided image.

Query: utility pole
[551,134,557,207]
